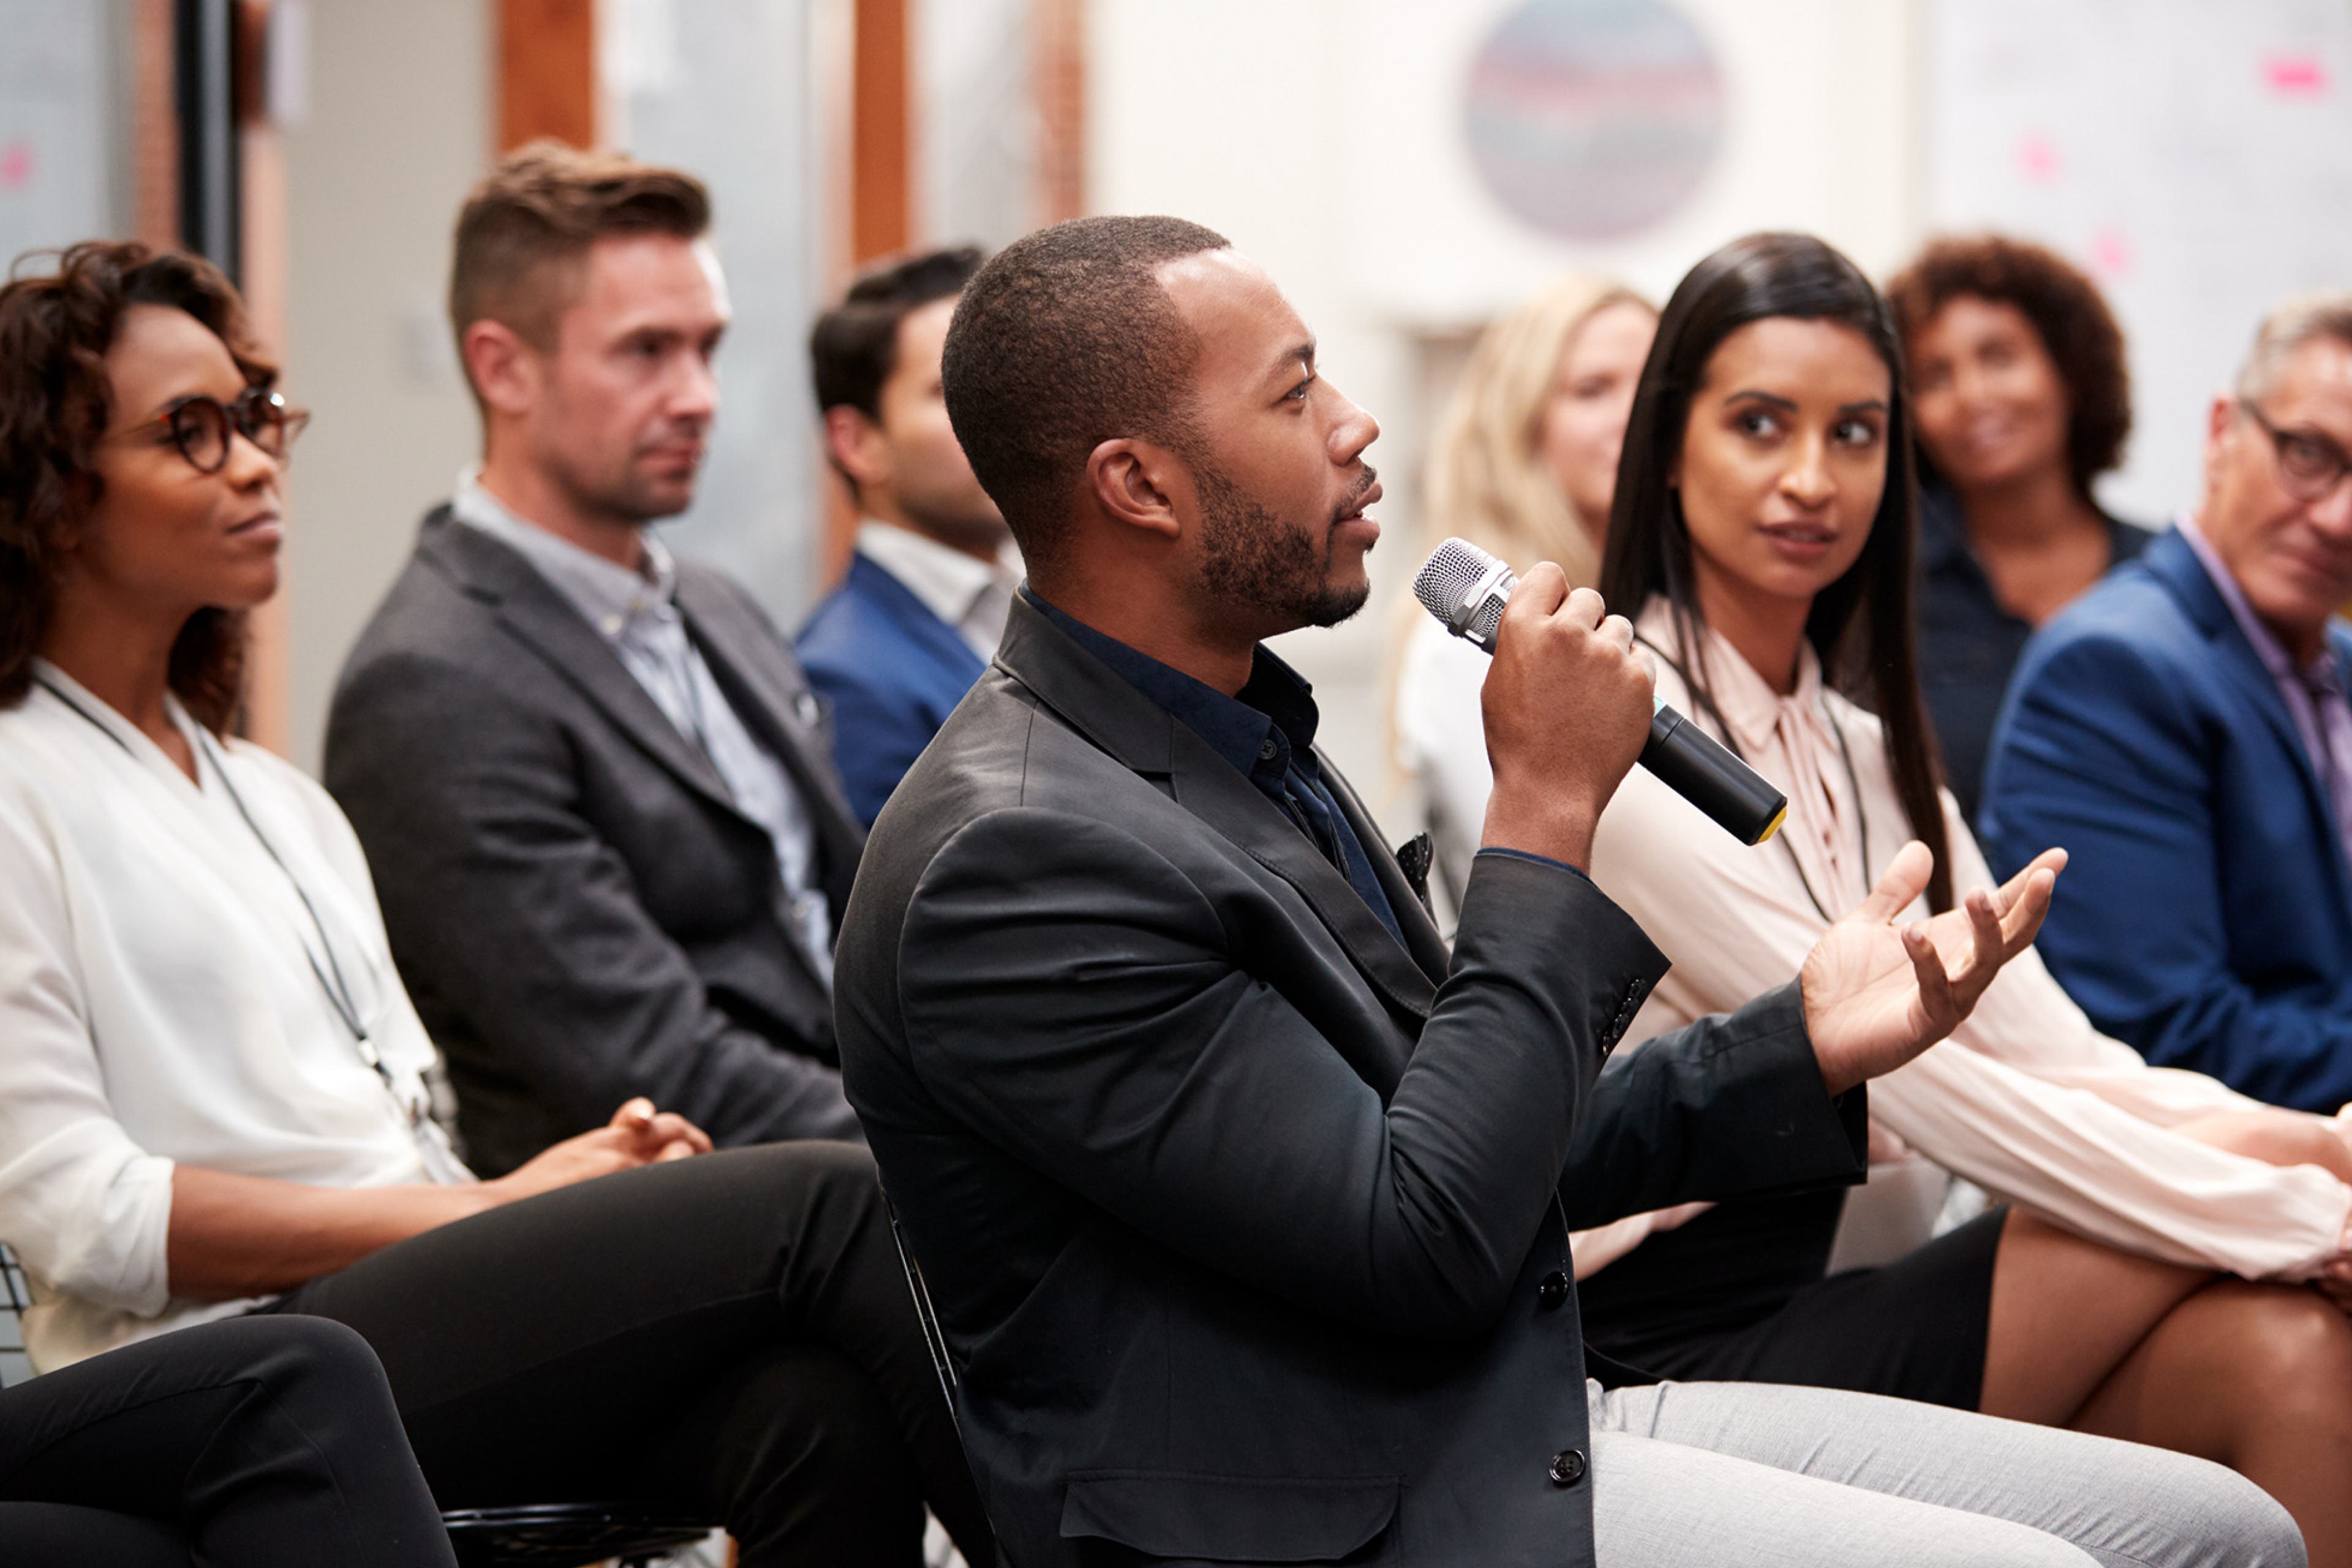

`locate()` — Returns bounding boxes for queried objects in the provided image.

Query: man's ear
[1084,437,1185,541]
[823,405,890,494]
[2199,391,2238,507]
[463,320,540,420]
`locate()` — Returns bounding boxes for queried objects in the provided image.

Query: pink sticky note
[0,141,31,194]
[2264,55,2329,97]
[2088,228,2133,279]
[2016,134,2060,183]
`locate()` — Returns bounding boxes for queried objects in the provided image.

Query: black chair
[0,1245,32,1390]
[0,1245,715,1567]
[439,1503,714,1567]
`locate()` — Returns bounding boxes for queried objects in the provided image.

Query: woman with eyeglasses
[0,242,994,1566]
[1422,232,2352,1560]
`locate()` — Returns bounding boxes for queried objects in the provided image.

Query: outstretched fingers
[1943,850,2067,1002]
[1990,848,2067,944]
[1901,919,1958,1028]
[1853,840,1936,925]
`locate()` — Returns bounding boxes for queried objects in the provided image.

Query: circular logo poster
[1464,0,1725,241]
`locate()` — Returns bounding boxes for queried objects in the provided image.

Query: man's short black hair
[941,215,1230,566]
[810,244,985,422]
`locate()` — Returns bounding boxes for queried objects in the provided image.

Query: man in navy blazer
[797,246,1020,824]
[1983,292,2352,1110]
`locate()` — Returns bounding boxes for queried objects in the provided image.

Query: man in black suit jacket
[328,145,864,1175]
[834,218,2299,1567]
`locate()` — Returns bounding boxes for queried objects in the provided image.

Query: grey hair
[2237,290,2352,402]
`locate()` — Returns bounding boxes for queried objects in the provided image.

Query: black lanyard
[1635,634,1871,925]
[34,676,385,1073]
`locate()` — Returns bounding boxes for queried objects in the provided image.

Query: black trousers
[262,1139,992,1567]
[0,1313,456,1567]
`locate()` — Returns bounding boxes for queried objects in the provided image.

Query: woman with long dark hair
[1567,231,2352,1561]
[0,241,993,1566]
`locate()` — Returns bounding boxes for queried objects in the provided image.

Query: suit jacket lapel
[2147,529,2347,858]
[852,554,989,687]
[1319,751,1452,988]
[420,513,741,815]
[675,568,867,905]
[997,600,1437,1020]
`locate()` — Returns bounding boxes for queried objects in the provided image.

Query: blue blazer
[795,551,989,826]
[1980,526,2352,1110]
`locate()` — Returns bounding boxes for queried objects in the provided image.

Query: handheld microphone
[1412,538,1789,846]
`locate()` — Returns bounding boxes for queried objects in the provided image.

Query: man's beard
[545,440,698,528]
[1194,462,1370,631]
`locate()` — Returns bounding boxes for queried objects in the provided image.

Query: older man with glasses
[1983,291,2352,1114]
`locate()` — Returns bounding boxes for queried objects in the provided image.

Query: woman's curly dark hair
[0,240,275,733]
[1885,235,2132,503]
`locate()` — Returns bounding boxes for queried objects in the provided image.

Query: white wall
[1087,0,1922,835]
[281,0,489,771]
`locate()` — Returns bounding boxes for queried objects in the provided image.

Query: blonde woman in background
[1392,276,1656,899]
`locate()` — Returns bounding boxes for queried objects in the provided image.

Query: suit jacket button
[1537,1271,1569,1310]
[1548,1449,1586,1488]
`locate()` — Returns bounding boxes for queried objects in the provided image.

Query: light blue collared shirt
[450,469,834,982]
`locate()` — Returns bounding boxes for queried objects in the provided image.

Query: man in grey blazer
[833,218,2302,1567]
[328,145,864,1175]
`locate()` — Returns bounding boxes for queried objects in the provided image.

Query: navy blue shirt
[1917,483,2152,827]
[1027,590,1409,944]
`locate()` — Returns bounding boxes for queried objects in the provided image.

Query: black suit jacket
[835,599,1868,1568]
[326,509,865,1175]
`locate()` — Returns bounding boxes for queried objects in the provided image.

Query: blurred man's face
[1154,250,1382,641]
[2201,334,2352,664]
[868,296,1006,553]
[525,233,728,524]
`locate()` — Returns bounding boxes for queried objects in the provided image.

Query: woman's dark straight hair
[1599,232,1951,913]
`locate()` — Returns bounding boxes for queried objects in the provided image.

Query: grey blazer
[326,509,865,1176]
[835,597,1868,1568]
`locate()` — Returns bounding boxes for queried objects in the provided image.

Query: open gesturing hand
[1800,841,2067,1096]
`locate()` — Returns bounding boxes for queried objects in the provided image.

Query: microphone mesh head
[1414,537,1510,647]
[1412,537,1495,620]
[1463,586,1506,647]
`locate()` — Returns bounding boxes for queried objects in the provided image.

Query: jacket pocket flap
[1060,1471,1400,1562]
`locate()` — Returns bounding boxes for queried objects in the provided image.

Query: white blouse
[1583,605,2351,1281]
[1393,614,1504,905]
[1390,597,2352,1282]
[0,665,466,1371]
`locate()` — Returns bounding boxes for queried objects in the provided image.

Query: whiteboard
[0,0,124,274]
[1927,0,2352,522]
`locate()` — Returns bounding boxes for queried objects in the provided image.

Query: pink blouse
[1577,601,2352,1283]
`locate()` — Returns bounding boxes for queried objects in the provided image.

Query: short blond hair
[448,140,710,383]
[1422,274,1652,585]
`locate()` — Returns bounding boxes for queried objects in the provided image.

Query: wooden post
[233,0,292,753]
[850,0,910,263]
[824,0,914,575]
[497,0,598,152]
[1033,0,1087,226]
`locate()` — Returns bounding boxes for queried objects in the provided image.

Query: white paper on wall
[1928,0,2352,521]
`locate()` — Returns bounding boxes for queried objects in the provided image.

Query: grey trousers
[1588,1381,2305,1567]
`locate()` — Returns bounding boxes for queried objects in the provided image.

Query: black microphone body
[1412,538,1789,846]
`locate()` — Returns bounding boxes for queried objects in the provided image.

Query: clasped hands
[488,1096,714,1207]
